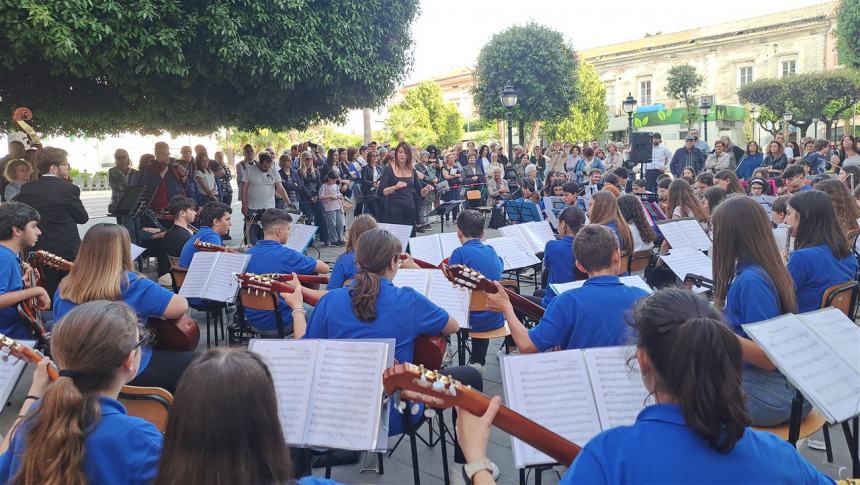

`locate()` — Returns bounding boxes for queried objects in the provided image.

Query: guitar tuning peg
[410,403,421,415]
[449,385,457,396]
[424,408,436,419]
[432,379,445,391]
[419,373,428,384]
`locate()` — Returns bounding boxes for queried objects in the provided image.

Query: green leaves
[665,64,703,129]
[739,71,860,127]
[542,61,608,142]
[836,0,860,70]
[386,81,464,148]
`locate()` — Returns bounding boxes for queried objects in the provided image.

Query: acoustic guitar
[29,251,200,352]
[441,264,546,321]
[383,363,581,467]
[195,240,329,285]
[14,263,50,352]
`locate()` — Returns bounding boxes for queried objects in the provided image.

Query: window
[781,60,796,77]
[738,66,754,86]
[639,80,652,106]
[605,84,615,112]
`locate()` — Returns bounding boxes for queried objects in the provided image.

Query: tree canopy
[385,81,464,149]
[471,23,578,124]
[836,0,860,70]
[0,0,419,136]
[543,61,608,143]
[665,64,703,130]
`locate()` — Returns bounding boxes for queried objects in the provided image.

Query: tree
[739,71,860,138]
[836,0,860,70]
[543,61,608,143]
[665,64,704,130]
[385,81,464,149]
[0,0,419,136]
[472,22,578,130]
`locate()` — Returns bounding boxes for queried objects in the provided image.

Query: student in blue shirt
[488,225,649,353]
[449,210,505,370]
[0,301,163,485]
[588,191,633,255]
[539,206,586,307]
[455,289,834,485]
[561,181,586,212]
[156,348,341,485]
[780,164,812,194]
[785,189,858,312]
[327,214,378,289]
[0,202,51,340]
[178,201,233,268]
[711,196,806,426]
[53,223,194,393]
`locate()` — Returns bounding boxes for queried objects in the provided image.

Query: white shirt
[784,146,794,159]
[629,223,654,252]
[244,164,279,210]
[647,144,673,170]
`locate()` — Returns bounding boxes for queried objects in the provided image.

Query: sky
[405,0,832,84]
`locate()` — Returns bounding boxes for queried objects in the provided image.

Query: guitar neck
[504,288,545,320]
[490,403,581,467]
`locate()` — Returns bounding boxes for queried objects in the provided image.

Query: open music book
[549,275,653,296]
[249,339,394,452]
[408,232,462,267]
[485,236,541,270]
[392,269,471,329]
[742,307,860,424]
[499,221,556,254]
[0,340,35,416]
[659,248,713,294]
[178,251,250,303]
[656,218,711,252]
[378,223,413,254]
[542,196,566,229]
[752,195,776,216]
[501,346,651,468]
[285,223,319,253]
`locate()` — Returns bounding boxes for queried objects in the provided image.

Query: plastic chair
[118,385,173,433]
[170,265,227,347]
[237,287,289,339]
[821,280,859,319]
[630,249,654,273]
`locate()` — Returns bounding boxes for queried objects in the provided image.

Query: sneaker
[468,362,485,375]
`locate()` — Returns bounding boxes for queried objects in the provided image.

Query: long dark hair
[714,170,744,195]
[631,289,750,453]
[702,186,726,215]
[13,301,140,485]
[711,197,797,313]
[589,191,633,253]
[617,195,656,243]
[351,228,401,321]
[156,348,292,485]
[789,189,851,259]
[668,179,709,224]
[814,179,860,236]
[557,206,585,237]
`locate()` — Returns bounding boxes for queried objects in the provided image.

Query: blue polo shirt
[178,226,221,268]
[0,397,162,485]
[788,244,858,313]
[53,272,173,375]
[244,240,318,333]
[328,250,357,290]
[604,221,626,252]
[529,275,647,351]
[564,404,833,484]
[0,245,30,339]
[542,236,576,307]
[449,239,504,332]
[724,263,781,338]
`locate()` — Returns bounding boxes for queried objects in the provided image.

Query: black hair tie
[58,369,82,379]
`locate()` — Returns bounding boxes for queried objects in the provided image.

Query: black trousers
[129,350,198,394]
[440,365,483,464]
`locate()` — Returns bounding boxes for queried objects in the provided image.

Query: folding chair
[237,287,289,339]
[170,265,227,347]
[455,290,513,366]
[466,189,482,209]
[118,385,173,433]
[821,280,859,319]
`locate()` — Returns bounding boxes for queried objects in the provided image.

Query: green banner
[633,105,747,129]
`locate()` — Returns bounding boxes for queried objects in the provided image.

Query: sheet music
[439,232,462,259]
[392,269,431,292]
[428,270,471,329]
[485,237,541,270]
[657,219,711,252]
[500,222,555,254]
[496,228,534,257]
[801,308,860,374]
[753,195,776,216]
[582,346,651,430]
[130,243,146,261]
[305,340,388,450]
[205,253,250,303]
[408,235,444,267]
[772,226,789,253]
[0,340,34,415]
[551,275,653,296]
[285,223,318,253]
[501,351,602,467]
[378,223,413,254]
[659,248,713,294]
[542,197,561,229]
[743,315,860,423]
[178,251,219,299]
[249,340,319,444]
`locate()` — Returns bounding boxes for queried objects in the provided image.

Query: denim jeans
[742,366,811,426]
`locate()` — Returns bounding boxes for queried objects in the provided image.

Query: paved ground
[0,189,855,484]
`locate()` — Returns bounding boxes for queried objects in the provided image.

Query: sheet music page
[392,269,431,293]
[428,270,471,329]
[542,197,560,229]
[659,248,713,294]
[178,251,219,299]
[378,223,413,254]
[656,219,693,251]
[0,340,34,415]
[582,346,651,431]
[485,237,540,270]
[522,221,556,254]
[800,308,860,374]
[130,243,146,261]
[772,226,789,253]
[678,219,712,252]
[743,315,860,423]
[501,351,602,467]
[203,252,250,303]
[550,275,652,296]
[408,235,444,267]
[305,340,388,450]
[497,227,534,256]
[439,232,463,260]
[285,223,318,253]
[753,195,776,216]
[249,339,319,445]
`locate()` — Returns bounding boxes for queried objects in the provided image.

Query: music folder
[178,251,250,303]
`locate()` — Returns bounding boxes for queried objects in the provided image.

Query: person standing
[689,128,709,154]
[644,133,672,193]
[240,153,290,245]
[211,151,233,206]
[530,145,547,183]
[3,160,32,203]
[378,142,434,233]
[108,149,136,213]
[318,171,345,246]
[670,135,706,178]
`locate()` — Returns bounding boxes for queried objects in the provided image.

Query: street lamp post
[699,99,712,143]
[812,117,819,139]
[783,111,793,139]
[622,93,637,144]
[499,82,518,164]
[750,106,760,146]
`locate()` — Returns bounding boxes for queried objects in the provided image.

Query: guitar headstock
[194,240,226,252]
[234,273,296,294]
[31,250,72,272]
[383,363,471,413]
[441,264,497,293]
[0,333,56,379]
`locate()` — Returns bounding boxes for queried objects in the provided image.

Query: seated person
[162,196,198,259]
[244,208,329,335]
[631,179,648,194]
[178,201,232,268]
[588,191,634,255]
[449,210,505,372]
[779,164,811,195]
[488,225,649,353]
[0,202,50,339]
[561,181,585,211]
[327,214,377,290]
[0,301,163,484]
[540,206,586,307]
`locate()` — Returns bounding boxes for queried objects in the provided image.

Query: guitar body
[413,335,446,370]
[148,315,200,351]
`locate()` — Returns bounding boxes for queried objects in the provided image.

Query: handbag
[342,196,355,213]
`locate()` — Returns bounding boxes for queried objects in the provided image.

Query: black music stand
[434,200,464,232]
[110,186,146,216]
[504,200,542,224]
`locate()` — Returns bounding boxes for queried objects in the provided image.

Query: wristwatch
[462,457,493,484]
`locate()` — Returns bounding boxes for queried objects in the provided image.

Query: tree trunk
[825,120,834,140]
[526,121,542,153]
[518,119,525,146]
[363,108,372,144]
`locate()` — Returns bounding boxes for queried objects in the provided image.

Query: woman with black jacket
[362,150,384,219]
[297,151,327,242]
